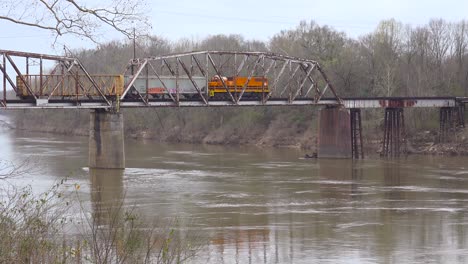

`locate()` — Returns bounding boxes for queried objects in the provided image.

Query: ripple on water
[336,222,384,230]
[197,200,327,208]
[16,137,81,145]
[382,185,468,194]
[252,161,297,169]
[162,161,202,167]
[121,168,236,185]
[166,150,216,156]
[216,193,251,199]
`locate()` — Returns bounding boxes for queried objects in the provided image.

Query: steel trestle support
[350,108,364,159]
[439,106,465,143]
[381,108,406,157]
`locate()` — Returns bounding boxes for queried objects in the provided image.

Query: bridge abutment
[89,110,125,169]
[318,107,352,159]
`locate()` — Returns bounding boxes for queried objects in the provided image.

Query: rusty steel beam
[5,54,38,100]
[381,108,406,157]
[120,59,148,100]
[147,51,319,65]
[0,60,18,92]
[279,64,301,97]
[237,55,263,102]
[0,49,113,106]
[350,108,364,159]
[162,59,176,76]
[147,62,177,102]
[75,62,112,106]
[2,54,5,106]
[291,63,315,101]
[177,58,208,105]
[315,65,343,105]
[47,62,75,99]
[265,60,289,102]
[439,107,457,143]
[192,55,207,77]
[207,54,237,104]
[0,97,461,109]
[122,51,342,106]
[343,98,456,108]
[4,50,465,111]
[0,49,75,61]
[235,55,249,76]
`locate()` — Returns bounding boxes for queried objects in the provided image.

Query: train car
[16,74,124,98]
[126,76,207,99]
[15,73,269,100]
[208,76,269,99]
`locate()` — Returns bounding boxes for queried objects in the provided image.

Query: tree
[0,0,150,43]
[360,19,405,96]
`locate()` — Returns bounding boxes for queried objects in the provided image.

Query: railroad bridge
[0,49,466,168]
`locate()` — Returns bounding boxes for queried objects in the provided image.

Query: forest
[12,19,468,153]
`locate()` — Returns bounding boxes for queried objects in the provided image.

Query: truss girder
[121,51,343,106]
[0,49,112,108]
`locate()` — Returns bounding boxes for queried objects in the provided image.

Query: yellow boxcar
[16,74,124,98]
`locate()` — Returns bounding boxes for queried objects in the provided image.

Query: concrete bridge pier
[317,107,352,159]
[89,109,125,169]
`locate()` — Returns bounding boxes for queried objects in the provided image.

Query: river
[1,126,468,263]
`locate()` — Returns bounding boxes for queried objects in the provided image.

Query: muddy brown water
[1,128,468,263]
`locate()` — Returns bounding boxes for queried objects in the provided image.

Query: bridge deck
[1,49,464,110]
[0,97,460,109]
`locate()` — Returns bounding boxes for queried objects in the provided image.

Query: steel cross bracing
[0,49,463,110]
[120,51,343,107]
[0,49,113,109]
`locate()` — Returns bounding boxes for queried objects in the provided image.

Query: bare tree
[0,0,151,43]
[0,159,38,180]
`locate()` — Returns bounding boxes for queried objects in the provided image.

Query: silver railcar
[126,76,207,98]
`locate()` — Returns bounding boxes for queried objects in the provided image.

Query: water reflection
[89,168,124,226]
[383,160,403,200]
[318,159,362,199]
[3,130,468,263]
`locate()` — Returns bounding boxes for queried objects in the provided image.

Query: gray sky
[1,0,468,55]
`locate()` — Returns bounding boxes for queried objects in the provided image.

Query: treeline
[13,19,468,150]
[76,18,468,98]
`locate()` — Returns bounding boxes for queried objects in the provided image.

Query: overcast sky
[1,0,468,55]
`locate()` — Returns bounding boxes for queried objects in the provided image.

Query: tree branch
[0,0,150,43]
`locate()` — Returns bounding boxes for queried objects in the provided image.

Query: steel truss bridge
[1,49,464,110]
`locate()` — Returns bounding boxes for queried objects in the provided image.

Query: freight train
[16,74,269,99]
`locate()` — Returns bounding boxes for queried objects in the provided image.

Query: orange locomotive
[208,75,269,99]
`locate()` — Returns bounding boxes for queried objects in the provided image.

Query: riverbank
[5,108,468,156]
[9,107,319,149]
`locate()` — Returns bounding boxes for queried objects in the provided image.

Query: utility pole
[132,28,136,75]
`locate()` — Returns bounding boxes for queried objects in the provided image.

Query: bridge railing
[0,49,112,107]
[1,50,345,108]
[16,74,124,99]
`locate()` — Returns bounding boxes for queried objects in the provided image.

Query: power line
[0,35,51,39]
[154,9,377,32]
